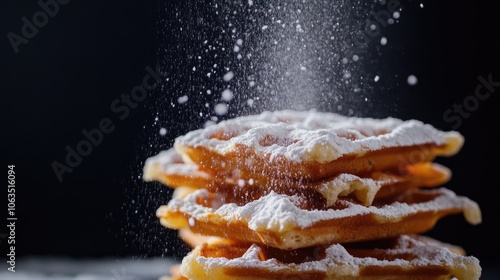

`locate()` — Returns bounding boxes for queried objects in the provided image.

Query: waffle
[143,109,482,279]
[179,234,481,280]
[173,110,464,181]
[156,187,480,250]
[144,148,452,207]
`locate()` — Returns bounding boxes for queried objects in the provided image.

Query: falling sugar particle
[221,89,234,101]
[407,75,418,86]
[374,75,380,82]
[159,128,167,136]
[393,11,400,19]
[214,103,228,115]
[223,71,234,81]
[261,25,268,30]
[177,95,188,104]
[380,37,388,45]
[188,217,195,227]
[247,99,254,107]
[420,3,424,8]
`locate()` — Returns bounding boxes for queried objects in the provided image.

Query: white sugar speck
[407,75,418,86]
[237,179,245,187]
[374,75,380,82]
[188,217,195,227]
[214,103,229,115]
[247,98,254,107]
[223,71,234,81]
[420,3,424,8]
[393,11,400,19]
[159,128,167,136]
[380,37,387,45]
[221,89,234,101]
[261,25,268,30]
[178,95,188,104]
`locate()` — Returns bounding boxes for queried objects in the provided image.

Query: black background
[1,0,499,271]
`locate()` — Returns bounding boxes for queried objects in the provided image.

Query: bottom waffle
[179,234,481,280]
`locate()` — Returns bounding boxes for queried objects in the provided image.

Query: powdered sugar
[190,235,481,279]
[166,187,481,232]
[175,109,464,163]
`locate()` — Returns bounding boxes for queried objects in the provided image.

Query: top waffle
[174,110,464,180]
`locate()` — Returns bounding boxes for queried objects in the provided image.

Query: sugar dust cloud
[128,0,409,258]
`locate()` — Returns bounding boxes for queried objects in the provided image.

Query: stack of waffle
[143,110,482,280]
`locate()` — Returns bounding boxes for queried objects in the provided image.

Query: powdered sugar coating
[143,149,211,182]
[184,235,481,280]
[174,109,464,163]
[165,188,482,232]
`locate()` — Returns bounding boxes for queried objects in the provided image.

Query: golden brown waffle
[173,110,464,181]
[156,187,481,250]
[144,147,452,207]
[179,234,480,280]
